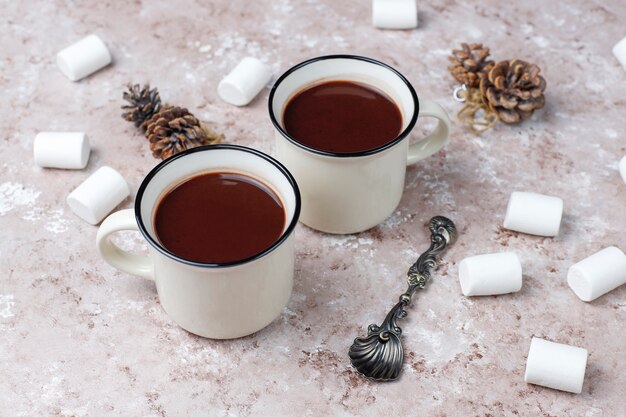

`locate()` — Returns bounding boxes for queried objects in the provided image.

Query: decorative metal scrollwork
[348,216,457,381]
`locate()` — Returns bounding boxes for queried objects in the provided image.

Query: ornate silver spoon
[348,216,457,381]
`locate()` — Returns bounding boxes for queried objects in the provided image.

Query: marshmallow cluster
[35,34,130,226]
[455,183,626,393]
[33,129,130,224]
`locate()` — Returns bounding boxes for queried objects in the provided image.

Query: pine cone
[121,84,162,130]
[480,59,546,124]
[145,106,224,160]
[448,43,495,88]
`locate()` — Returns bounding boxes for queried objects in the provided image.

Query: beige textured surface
[2,1,626,416]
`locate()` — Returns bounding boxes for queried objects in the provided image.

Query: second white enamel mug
[269,55,451,234]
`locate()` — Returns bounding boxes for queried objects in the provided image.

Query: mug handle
[406,99,451,166]
[96,209,155,280]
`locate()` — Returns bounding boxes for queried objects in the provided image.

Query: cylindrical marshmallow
[372,0,418,30]
[217,57,272,106]
[503,191,563,237]
[619,155,626,185]
[33,132,90,169]
[56,34,112,81]
[67,166,130,225]
[524,337,588,394]
[459,252,522,296]
[567,246,626,302]
[613,37,626,71]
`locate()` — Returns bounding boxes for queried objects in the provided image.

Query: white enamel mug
[96,145,301,339]
[269,55,451,234]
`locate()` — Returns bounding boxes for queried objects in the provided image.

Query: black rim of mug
[134,144,302,268]
[268,54,420,158]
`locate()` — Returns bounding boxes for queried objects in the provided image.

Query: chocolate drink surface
[154,172,285,264]
[282,80,403,153]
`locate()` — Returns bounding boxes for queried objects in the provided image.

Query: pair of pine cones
[121,84,223,160]
[449,43,546,124]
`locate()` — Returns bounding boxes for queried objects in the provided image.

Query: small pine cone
[448,43,495,88]
[480,59,547,124]
[145,106,224,160]
[121,84,162,130]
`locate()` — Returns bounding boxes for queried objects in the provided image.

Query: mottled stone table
[2,0,626,416]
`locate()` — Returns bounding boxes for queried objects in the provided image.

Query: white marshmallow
[67,166,130,225]
[619,155,626,184]
[218,57,272,106]
[524,337,588,394]
[503,191,563,237]
[56,34,112,81]
[372,0,418,29]
[567,246,626,302]
[613,37,626,71]
[459,252,522,296]
[33,132,90,169]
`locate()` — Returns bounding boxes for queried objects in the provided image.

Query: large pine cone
[145,106,224,160]
[448,43,495,88]
[121,84,162,130]
[480,60,546,124]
